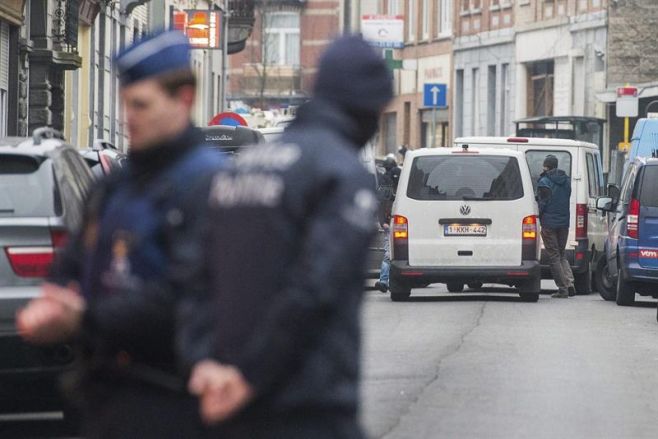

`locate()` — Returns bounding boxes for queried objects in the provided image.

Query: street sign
[361,15,404,49]
[616,86,638,118]
[423,83,447,108]
[208,112,248,127]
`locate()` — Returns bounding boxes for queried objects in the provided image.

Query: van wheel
[519,293,539,302]
[574,267,591,294]
[594,256,616,301]
[467,282,483,290]
[447,282,464,293]
[615,267,635,306]
[390,279,411,302]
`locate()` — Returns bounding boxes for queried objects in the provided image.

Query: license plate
[444,224,487,236]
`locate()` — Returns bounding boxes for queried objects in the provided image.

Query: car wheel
[446,282,464,293]
[390,279,411,302]
[467,282,483,290]
[594,256,616,301]
[574,266,591,294]
[519,293,539,302]
[616,266,635,306]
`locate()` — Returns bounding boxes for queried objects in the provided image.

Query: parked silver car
[0,128,93,418]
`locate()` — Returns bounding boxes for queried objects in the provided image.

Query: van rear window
[640,166,658,207]
[407,155,524,201]
[0,155,56,217]
[525,150,572,191]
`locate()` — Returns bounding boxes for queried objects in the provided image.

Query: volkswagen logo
[459,205,471,216]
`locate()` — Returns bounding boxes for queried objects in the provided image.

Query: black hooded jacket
[206,99,379,421]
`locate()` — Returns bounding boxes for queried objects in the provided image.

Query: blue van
[597,157,658,306]
[626,118,658,166]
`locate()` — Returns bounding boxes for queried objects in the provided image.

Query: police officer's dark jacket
[51,126,225,385]
[205,98,380,423]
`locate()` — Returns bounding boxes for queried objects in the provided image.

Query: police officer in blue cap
[17,31,224,438]
[187,34,393,438]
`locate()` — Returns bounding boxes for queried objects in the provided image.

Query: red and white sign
[172,10,222,49]
[616,86,639,118]
[361,15,404,49]
[640,249,658,259]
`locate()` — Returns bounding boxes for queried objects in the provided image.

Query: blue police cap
[116,31,192,86]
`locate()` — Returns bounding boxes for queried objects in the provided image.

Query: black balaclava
[313,35,393,147]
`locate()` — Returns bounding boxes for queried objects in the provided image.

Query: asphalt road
[360,281,658,439]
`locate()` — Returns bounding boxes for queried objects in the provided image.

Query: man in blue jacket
[537,155,575,298]
[188,35,393,438]
[17,31,224,437]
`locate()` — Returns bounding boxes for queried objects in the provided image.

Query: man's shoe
[375,281,389,293]
[568,286,576,297]
[551,292,569,298]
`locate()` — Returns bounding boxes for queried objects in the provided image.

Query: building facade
[0,0,28,137]
[453,0,515,138]
[378,0,454,156]
[227,0,340,112]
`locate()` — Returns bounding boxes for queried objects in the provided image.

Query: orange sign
[172,10,222,49]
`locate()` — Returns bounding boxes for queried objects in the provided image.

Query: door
[638,165,658,269]
[608,163,638,274]
[585,151,607,254]
[524,149,576,249]
[404,154,528,267]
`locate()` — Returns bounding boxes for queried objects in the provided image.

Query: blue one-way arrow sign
[423,83,447,108]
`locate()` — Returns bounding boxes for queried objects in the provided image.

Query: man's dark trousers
[541,227,575,295]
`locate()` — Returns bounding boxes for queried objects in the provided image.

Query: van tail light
[4,228,68,278]
[392,215,409,261]
[392,215,408,240]
[576,204,588,240]
[5,247,54,278]
[522,215,537,240]
[627,198,640,239]
[522,215,538,260]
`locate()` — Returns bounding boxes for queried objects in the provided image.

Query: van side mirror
[596,196,615,212]
[607,183,620,202]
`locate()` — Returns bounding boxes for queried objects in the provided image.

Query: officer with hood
[17,31,224,437]
[187,35,393,438]
[537,154,575,298]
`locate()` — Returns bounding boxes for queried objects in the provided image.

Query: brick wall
[607,0,658,86]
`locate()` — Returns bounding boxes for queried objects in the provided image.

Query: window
[471,68,479,135]
[0,156,56,217]
[527,60,554,117]
[407,0,415,42]
[639,166,658,207]
[462,0,470,12]
[438,0,452,36]
[407,155,524,201]
[586,153,599,197]
[383,113,397,154]
[620,164,637,203]
[421,0,429,39]
[500,63,509,135]
[487,65,496,136]
[525,150,572,192]
[388,0,400,15]
[455,69,464,137]
[264,12,300,66]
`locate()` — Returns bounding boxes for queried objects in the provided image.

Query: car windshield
[0,155,57,217]
[407,155,524,201]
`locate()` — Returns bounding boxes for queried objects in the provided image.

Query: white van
[389,146,541,301]
[454,137,607,294]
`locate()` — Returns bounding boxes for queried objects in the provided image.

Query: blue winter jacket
[537,168,571,229]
